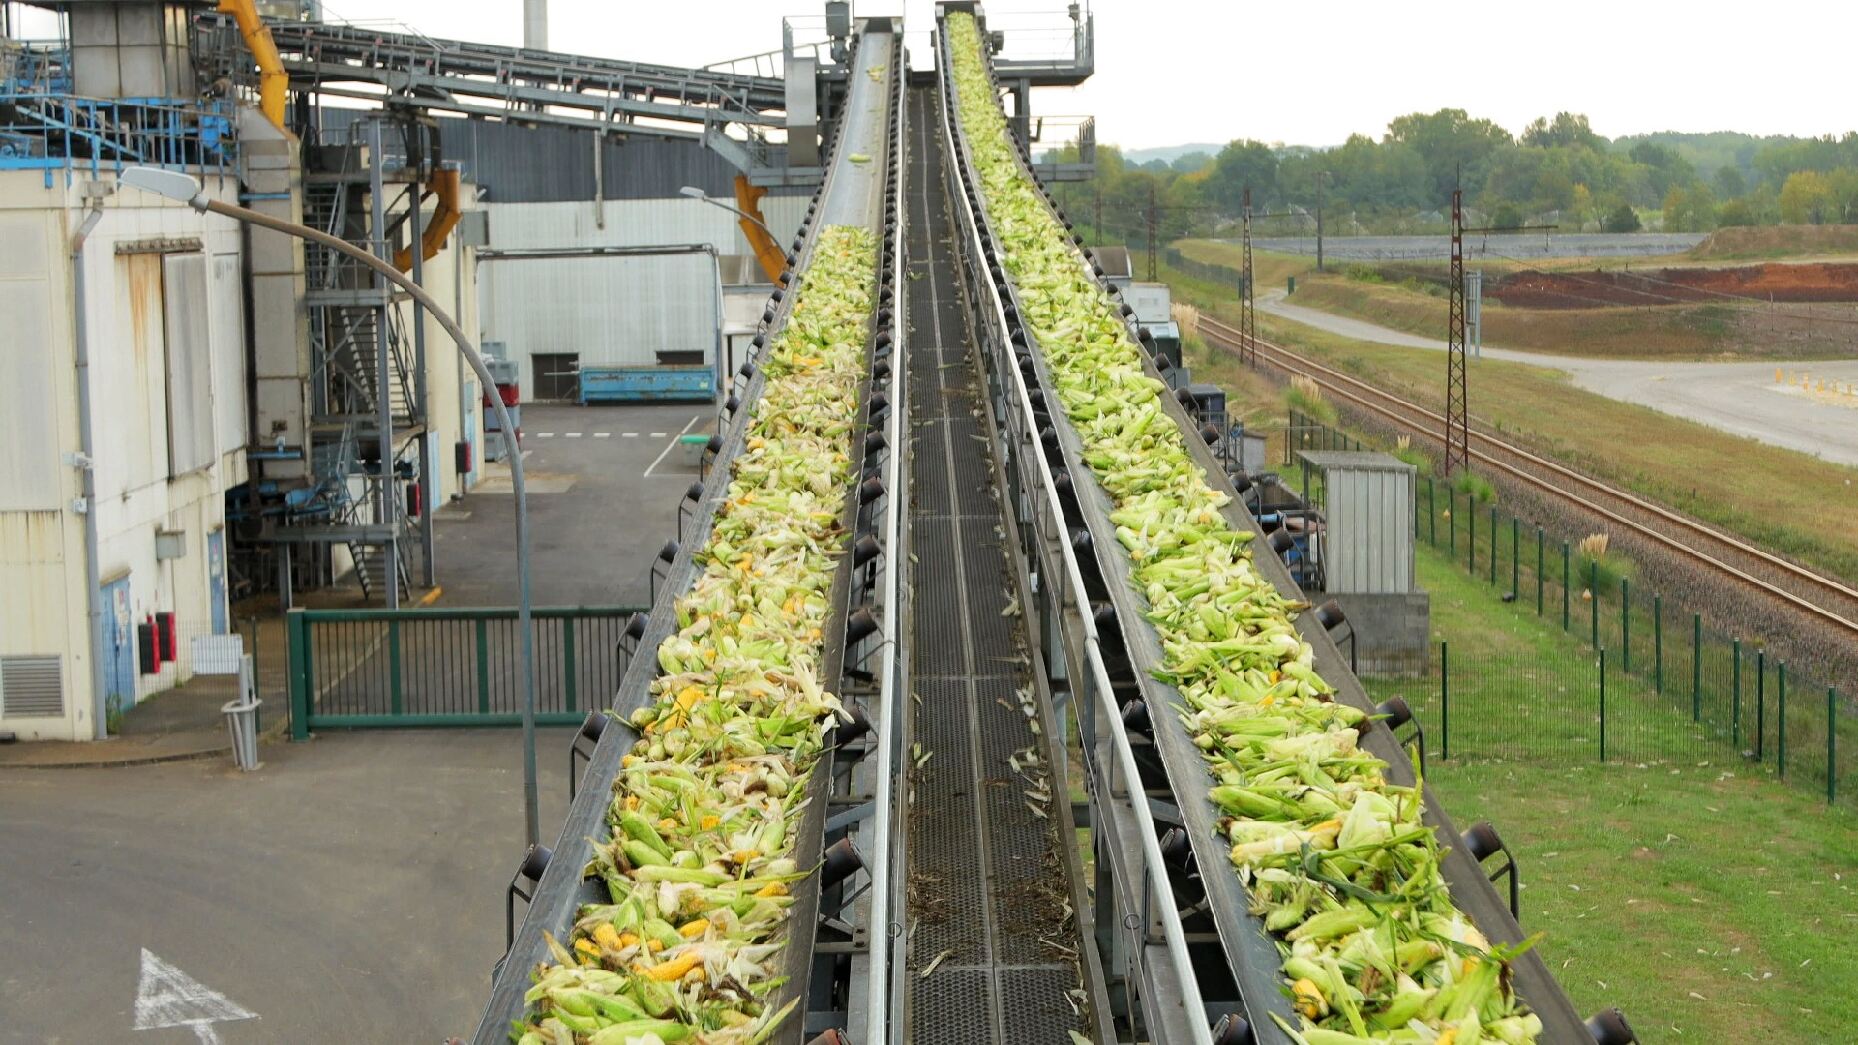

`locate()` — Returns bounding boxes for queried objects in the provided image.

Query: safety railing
[285,605,644,737]
[0,92,239,187]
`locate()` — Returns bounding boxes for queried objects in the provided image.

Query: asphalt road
[436,401,712,607]
[0,730,573,1044]
[1259,291,1858,467]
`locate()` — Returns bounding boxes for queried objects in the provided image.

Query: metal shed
[1295,450,1416,594]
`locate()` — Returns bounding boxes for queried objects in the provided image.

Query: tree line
[1045,111,1858,241]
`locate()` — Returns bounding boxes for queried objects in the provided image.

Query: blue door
[207,529,228,634]
[100,575,135,714]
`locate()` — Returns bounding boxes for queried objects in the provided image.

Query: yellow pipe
[395,166,463,270]
[216,0,288,132]
[733,174,788,283]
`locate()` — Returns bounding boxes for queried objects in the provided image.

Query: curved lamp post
[678,184,778,240]
[119,165,544,848]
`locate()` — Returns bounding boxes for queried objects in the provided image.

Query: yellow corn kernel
[1291,978,1327,1019]
[658,817,678,832]
[754,881,787,898]
[622,754,641,767]
[574,938,600,958]
[646,948,702,981]
[677,918,709,939]
[592,923,622,952]
[646,938,666,953]
[700,815,721,830]
[1437,1032,1457,1045]
[625,795,641,811]
[676,686,704,711]
[731,850,760,865]
[618,932,639,948]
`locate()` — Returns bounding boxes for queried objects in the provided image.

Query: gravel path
[1259,291,1858,467]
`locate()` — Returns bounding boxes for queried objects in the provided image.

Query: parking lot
[1,401,715,1043]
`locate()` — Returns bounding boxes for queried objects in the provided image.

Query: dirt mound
[1489,262,1858,309]
[1691,224,1858,259]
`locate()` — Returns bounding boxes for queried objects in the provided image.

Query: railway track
[1196,312,1858,641]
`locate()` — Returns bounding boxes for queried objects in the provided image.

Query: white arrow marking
[134,948,256,1043]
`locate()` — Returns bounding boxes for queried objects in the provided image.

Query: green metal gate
[286,606,644,738]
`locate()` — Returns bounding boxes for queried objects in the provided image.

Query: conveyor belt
[933,5,1606,1043]
[900,85,1096,1045]
[470,23,903,1045]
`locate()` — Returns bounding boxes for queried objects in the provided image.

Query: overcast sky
[34,0,1858,149]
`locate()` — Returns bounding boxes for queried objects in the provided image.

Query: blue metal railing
[0,92,239,187]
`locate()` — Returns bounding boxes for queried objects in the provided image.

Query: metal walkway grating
[902,86,1086,1044]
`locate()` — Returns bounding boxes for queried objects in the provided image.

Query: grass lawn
[1178,333,1858,1041]
[1170,267,1858,584]
[1374,538,1858,1042]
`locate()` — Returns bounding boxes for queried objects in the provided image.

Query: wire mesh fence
[1276,410,1855,806]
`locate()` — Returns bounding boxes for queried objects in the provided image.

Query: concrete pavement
[0,730,573,1043]
[1259,291,1858,467]
[435,401,711,607]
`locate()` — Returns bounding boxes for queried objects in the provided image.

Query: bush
[1574,531,1631,597]
[1343,263,1384,284]
[1454,470,1495,505]
[1603,203,1642,233]
[1286,375,1336,424]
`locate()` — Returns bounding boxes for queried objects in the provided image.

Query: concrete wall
[0,171,248,740]
[477,196,804,401]
[393,193,484,507]
[1327,590,1431,679]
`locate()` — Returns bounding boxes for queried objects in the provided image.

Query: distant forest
[1043,113,1858,241]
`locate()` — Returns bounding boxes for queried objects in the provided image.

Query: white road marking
[565,432,583,438]
[621,432,639,438]
[134,948,257,1044]
[642,416,704,477]
[594,432,613,438]
[535,432,554,438]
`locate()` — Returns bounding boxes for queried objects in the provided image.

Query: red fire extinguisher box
[156,611,177,662]
[138,621,161,675]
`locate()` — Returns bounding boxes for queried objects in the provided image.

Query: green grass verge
[1371,538,1858,1042]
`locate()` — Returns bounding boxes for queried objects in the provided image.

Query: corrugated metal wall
[1327,464,1416,594]
[315,110,812,204]
[479,197,802,395]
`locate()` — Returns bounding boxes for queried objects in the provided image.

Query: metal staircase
[298,115,431,605]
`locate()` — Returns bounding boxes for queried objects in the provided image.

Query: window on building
[160,252,215,476]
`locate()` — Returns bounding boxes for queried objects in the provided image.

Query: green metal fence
[1283,410,1855,806]
[286,606,645,738]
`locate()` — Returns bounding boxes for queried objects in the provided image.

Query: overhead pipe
[216,0,289,133]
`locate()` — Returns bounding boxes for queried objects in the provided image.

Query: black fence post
[1621,578,1631,672]
[1488,505,1497,586]
[1449,488,1457,552]
[1654,595,1664,695]
[1440,640,1450,761]
[1536,526,1545,615]
[1599,647,1608,763]
[1589,560,1600,650]
[1732,639,1742,749]
[1779,661,1788,779]
[1428,478,1437,546]
[1561,541,1571,631]
[1756,649,1766,761]
[1510,516,1519,597]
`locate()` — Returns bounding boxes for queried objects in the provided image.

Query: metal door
[100,575,135,713]
[532,353,580,402]
[207,529,228,634]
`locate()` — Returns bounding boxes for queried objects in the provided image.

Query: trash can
[221,697,263,771]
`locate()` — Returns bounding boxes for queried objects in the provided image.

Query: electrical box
[825,1,851,37]
[154,529,186,561]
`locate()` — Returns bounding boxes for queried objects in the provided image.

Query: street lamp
[118,165,545,849]
[679,184,778,241]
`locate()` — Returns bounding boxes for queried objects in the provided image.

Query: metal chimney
[523,0,546,50]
